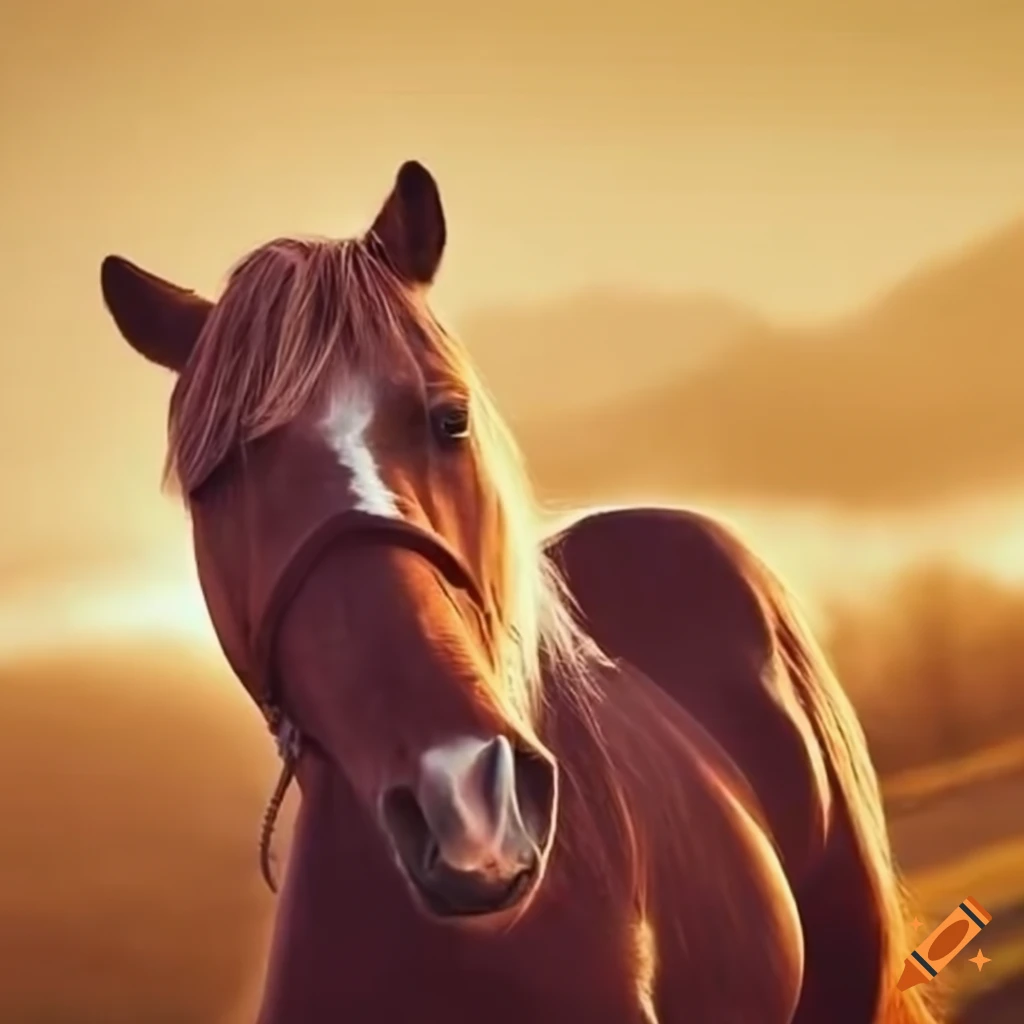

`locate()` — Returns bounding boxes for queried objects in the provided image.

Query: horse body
[97,160,939,1024]
[553,508,872,1021]
[257,651,805,1024]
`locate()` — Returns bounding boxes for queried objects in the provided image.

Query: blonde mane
[165,236,606,734]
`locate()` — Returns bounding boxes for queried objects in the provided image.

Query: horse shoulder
[586,666,805,1024]
[548,506,832,881]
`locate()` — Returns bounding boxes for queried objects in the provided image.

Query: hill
[0,641,276,1024]
[460,289,759,424]
[511,219,1024,508]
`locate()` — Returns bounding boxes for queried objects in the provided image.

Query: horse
[99,161,940,1024]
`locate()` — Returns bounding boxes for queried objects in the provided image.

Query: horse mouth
[381,784,543,919]
[411,845,539,918]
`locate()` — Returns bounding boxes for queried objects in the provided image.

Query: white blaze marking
[419,737,505,872]
[321,380,400,517]
[420,736,494,785]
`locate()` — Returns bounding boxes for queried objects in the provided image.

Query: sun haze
[3,1,1024,613]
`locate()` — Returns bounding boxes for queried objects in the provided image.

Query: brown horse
[100,162,940,1024]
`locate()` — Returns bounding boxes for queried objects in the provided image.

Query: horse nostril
[479,733,509,806]
[510,743,556,847]
[423,838,441,873]
[380,785,434,873]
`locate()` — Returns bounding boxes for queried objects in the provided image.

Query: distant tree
[825,563,1024,773]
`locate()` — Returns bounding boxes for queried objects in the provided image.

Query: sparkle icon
[967,950,991,972]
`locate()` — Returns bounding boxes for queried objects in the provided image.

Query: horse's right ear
[100,255,212,372]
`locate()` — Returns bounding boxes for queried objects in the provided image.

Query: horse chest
[259,913,648,1024]
[256,792,647,1024]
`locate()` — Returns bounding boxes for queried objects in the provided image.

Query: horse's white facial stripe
[321,381,400,517]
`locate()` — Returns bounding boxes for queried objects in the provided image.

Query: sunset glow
[4,2,1024,639]
[0,570,216,660]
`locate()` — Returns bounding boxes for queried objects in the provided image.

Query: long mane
[164,235,607,735]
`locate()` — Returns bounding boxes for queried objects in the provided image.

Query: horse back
[551,507,941,1024]
[549,506,832,882]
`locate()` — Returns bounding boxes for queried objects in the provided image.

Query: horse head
[99,162,598,923]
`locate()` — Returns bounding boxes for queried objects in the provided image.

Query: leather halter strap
[250,509,490,892]
[252,509,487,707]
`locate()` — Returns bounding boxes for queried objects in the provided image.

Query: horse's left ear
[100,255,213,372]
[367,161,447,286]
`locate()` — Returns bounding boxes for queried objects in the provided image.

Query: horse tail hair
[766,575,942,1024]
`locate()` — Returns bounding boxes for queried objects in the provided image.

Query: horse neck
[257,733,646,1024]
[283,751,413,918]
[256,751,423,1015]
[537,666,643,906]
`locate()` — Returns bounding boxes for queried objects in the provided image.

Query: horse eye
[431,404,470,444]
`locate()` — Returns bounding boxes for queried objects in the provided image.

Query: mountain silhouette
[510,218,1024,508]
[461,289,759,424]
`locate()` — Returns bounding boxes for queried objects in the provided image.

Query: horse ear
[100,255,212,372]
[367,161,447,285]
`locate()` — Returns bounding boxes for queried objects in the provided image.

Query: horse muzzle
[380,734,556,918]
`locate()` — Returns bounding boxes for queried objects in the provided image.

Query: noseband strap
[251,510,490,892]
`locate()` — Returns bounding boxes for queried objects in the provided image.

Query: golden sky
[5,1,1024,316]
[2,0,1024,633]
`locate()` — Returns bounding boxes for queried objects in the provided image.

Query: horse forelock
[164,232,609,743]
[164,236,419,494]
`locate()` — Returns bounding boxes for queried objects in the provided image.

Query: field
[888,741,1024,1022]
[0,638,1022,1022]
